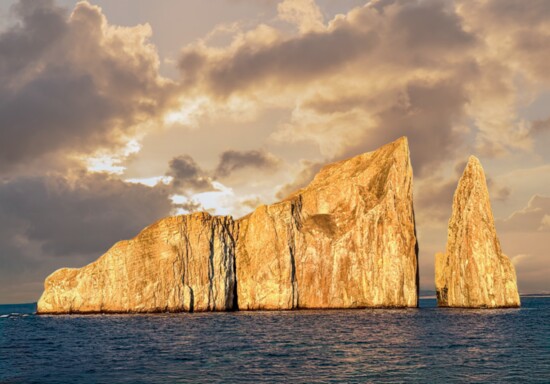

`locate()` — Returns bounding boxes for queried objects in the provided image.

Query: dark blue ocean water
[1,298,549,383]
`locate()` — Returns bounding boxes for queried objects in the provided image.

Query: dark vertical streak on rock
[208,223,215,311]
[288,196,303,309]
[179,218,191,312]
[230,222,239,311]
[222,220,238,311]
[189,287,194,313]
[413,203,420,308]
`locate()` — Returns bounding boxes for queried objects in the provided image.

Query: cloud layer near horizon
[0,0,549,302]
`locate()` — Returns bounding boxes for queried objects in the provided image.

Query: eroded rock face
[435,156,520,308]
[37,137,418,313]
[37,214,237,313]
[236,137,418,309]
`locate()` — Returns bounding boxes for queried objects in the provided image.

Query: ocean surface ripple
[1,298,549,383]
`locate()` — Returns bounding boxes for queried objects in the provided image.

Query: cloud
[334,78,469,176]
[486,177,512,202]
[215,149,281,177]
[166,149,280,194]
[166,154,213,192]
[0,170,172,302]
[415,157,512,225]
[531,117,550,136]
[497,195,550,232]
[454,0,550,156]
[177,0,480,175]
[415,178,456,223]
[275,160,324,199]
[172,199,205,215]
[277,0,324,33]
[415,159,472,223]
[179,0,474,98]
[0,171,172,256]
[240,196,263,210]
[499,229,550,294]
[0,0,175,172]
[173,0,550,181]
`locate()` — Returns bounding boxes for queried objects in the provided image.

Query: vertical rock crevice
[207,224,215,311]
[412,204,420,308]
[230,226,239,311]
[288,196,303,309]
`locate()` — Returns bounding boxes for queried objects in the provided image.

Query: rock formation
[37,214,237,313]
[37,137,419,314]
[435,156,520,308]
[235,137,418,309]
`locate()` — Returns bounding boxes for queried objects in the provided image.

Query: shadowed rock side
[435,156,520,308]
[37,137,418,313]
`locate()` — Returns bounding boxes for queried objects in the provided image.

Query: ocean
[1,298,549,383]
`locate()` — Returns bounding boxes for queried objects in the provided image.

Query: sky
[0,0,549,303]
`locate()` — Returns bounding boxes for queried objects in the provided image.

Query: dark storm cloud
[0,0,180,302]
[0,0,67,85]
[166,155,213,192]
[0,171,172,302]
[0,172,172,256]
[215,149,281,178]
[0,0,175,171]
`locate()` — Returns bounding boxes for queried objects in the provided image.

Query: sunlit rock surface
[37,214,237,313]
[236,137,418,309]
[435,156,520,308]
[37,137,418,313]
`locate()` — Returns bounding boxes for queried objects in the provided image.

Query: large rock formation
[37,137,419,314]
[435,156,520,308]
[37,214,237,313]
[235,137,418,309]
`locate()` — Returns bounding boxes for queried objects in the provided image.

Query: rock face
[236,137,418,309]
[37,214,237,313]
[435,156,520,308]
[37,137,419,314]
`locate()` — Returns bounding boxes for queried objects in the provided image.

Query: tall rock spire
[435,156,520,308]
